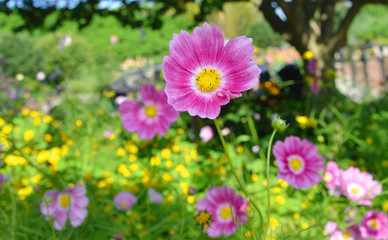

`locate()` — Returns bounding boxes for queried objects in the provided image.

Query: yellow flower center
[196,210,213,226]
[343,232,351,238]
[145,106,157,118]
[323,172,333,182]
[351,188,359,195]
[196,68,221,93]
[220,207,232,220]
[59,195,70,207]
[122,201,127,208]
[290,158,302,171]
[370,219,378,229]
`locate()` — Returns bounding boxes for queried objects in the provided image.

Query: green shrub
[36,33,93,79]
[0,33,44,77]
[246,16,285,47]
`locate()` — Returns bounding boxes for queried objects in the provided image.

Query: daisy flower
[119,84,179,140]
[114,191,137,211]
[40,184,89,231]
[360,210,388,239]
[196,186,248,237]
[162,22,260,119]
[341,167,382,206]
[323,161,342,196]
[273,136,324,189]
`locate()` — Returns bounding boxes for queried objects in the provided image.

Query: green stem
[45,200,57,240]
[213,118,264,238]
[246,115,266,161]
[266,130,277,237]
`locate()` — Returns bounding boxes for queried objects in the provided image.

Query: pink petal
[53,210,67,231]
[192,22,224,67]
[217,36,254,75]
[222,61,260,92]
[169,31,201,73]
[140,84,159,106]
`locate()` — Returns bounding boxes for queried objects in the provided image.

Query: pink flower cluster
[40,185,89,231]
[323,162,382,205]
[325,210,388,240]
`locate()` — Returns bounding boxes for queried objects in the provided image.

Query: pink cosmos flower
[162,22,261,119]
[196,186,248,237]
[329,226,362,240]
[360,210,388,239]
[199,126,214,142]
[273,136,324,189]
[340,167,382,206]
[323,161,342,197]
[114,191,137,211]
[148,188,163,204]
[40,184,89,231]
[119,84,179,140]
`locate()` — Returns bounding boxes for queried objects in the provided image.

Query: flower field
[1,22,388,240]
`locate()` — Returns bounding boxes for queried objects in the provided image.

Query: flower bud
[271,116,288,132]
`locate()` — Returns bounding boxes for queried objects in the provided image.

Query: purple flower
[0,173,9,191]
[148,188,163,204]
[308,58,317,74]
[311,77,320,94]
[114,192,137,211]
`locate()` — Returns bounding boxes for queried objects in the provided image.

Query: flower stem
[213,118,264,238]
[266,130,277,237]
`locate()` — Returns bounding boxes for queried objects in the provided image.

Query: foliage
[246,16,285,47]
[35,33,93,79]
[0,33,44,77]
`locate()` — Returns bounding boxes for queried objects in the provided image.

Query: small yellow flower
[161,148,171,159]
[302,51,314,60]
[195,169,202,176]
[172,145,180,153]
[44,133,53,143]
[150,156,161,166]
[2,124,13,135]
[117,148,126,157]
[293,213,300,220]
[301,222,309,229]
[245,230,252,238]
[301,201,310,209]
[275,196,285,205]
[33,117,41,126]
[167,194,174,202]
[21,109,30,116]
[129,154,137,162]
[177,128,185,134]
[24,130,34,141]
[366,137,373,144]
[383,200,388,211]
[180,169,190,178]
[251,173,259,182]
[279,179,288,187]
[187,195,195,204]
[30,111,39,118]
[165,160,173,168]
[184,155,191,162]
[43,115,53,124]
[272,186,282,194]
[162,172,173,182]
[269,217,278,229]
[130,163,138,172]
[75,120,83,127]
[236,146,244,154]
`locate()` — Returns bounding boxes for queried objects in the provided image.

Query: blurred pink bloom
[323,161,342,197]
[360,210,388,239]
[114,192,137,211]
[162,22,260,119]
[110,34,119,44]
[329,226,362,240]
[221,127,230,136]
[308,58,317,73]
[254,113,261,121]
[199,126,214,142]
[324,221,338,234]
[196,186,248,237]
[103,129,114,139]
[148,188,163,204]
[341,167,382,206]
[311,77,320,94]
[115,96,129,105]
[119,84,179,140]
[273,136,324,189]
[40,184,89,231]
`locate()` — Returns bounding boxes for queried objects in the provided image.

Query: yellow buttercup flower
[161,148,171,159]
[150,156,161,166]
[24,130,34,141]
[302,51,313,60]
